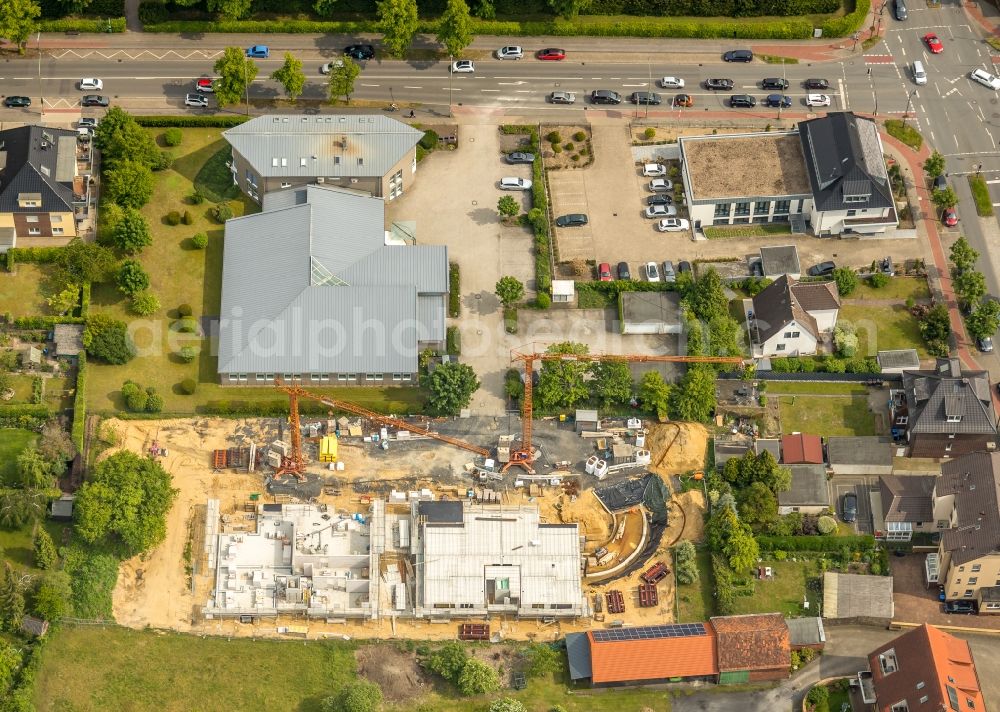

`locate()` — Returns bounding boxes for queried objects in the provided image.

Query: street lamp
[448,54,454,117]
[243,59,250,117]
[36,31,42,118]
[901,89,917,128]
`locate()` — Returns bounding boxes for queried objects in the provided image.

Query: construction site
[111,353,724,642]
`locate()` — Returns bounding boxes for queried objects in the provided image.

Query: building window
[754,201,769,215]
[291,374,301,381]
[916,682,925,690]
[772,199,790,214]
[392,374,403,381]
[947,415,962,423]
[280,182,291,188]
[969,577,978,585]
[960,566,966,572]
[919,696,928,704]
[402,373,412,380]
[310,374,320,382]
[27,228,41,235]
[956,579,962,585]
[228,374,238,382]
[320,374,329,382]
[374,373,383,380]
[52,228,64,235]
[734,202,751,216]
[51,215,62,223]
[889,703,908,712]
[965,589,974,597]
[365,374,376,381]
[712,218,730,226]
[776,344,786,351]
[255,374,266,382]
[972,565,982,572]
[844,193,870,203]
[846,209,857,217]
[25,215,39,223]
[714,203,730,218]
[337,374,348,382]
[358,158,364,166]
[264,374,274,382]
[784,332,793,338]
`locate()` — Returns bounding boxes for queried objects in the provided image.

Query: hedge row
[80,281,92,317]
[0,403,51,418]
[39,17,127,32]
[821,0,870,38]
[12,315,85,329]
[584,0,839,12]
[521,127,554,297]
[133,115,251,128]
[72,352,87,453]
[5,246,64,271]
[448,262,460,318]
[769,356,881,374]
[758,534,876,551]
[446,325,461,356]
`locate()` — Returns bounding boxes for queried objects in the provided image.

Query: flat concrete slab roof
[682,132,811,201]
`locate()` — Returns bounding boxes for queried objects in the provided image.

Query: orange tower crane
[506,349,746,473]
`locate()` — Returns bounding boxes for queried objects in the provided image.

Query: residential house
[778,465,830,515]
[0,125,89,250]
[781,433,824,464]
[828,436,894,475]
[747,276,841,357]
[711,614,791,683]
[620,291,682,335]
[896,358,997,458]
[223,114,423,202]
[864,624,983,712]
[217,184,447,386]
[873,474,940,542]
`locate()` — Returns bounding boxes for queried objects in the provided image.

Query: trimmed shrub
[72,355,87,452]
[643,127,656,139]
[190,190,205,205]
[536,291,551,308]
[191,232,209,249]
[40,17,126,32]
[446,326,461,356]
[181,210,194,225]
[177,317,199,334]
[178,345,198,362]
[180,378,197,395]
[213,204,234,223]
[563,142,574,151]
[546,130,561,143]
[133,115,251,128]
[817,515,837,535]
[869,271,889,288]
[166,211,181,226]
[552,143,563,154]
[573,131,586,142]
[177,304,193,317]
[418,129,439,150]
[163,128,183,147]
[758,534,875,552]
[448,262,461,317]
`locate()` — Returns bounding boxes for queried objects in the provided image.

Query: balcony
[858,670,877,705]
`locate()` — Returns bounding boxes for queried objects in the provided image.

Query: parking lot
[830,477,878,535]
[890,553,1000,631]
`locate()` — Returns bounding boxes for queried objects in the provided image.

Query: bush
[536,291,551,309]
[191,232,209,249]
[552,143,563,154]
[833,267,858,296]
[163,128,183,147]
[130,291,160,316]
[190,190,205,205]
[177,303,193,317]
[546,131,561,143]
[180,378,197,395]
[133,115,250,128]
[84,314,136,364]
[425,641,468,682]
[418,129,439,150]
[166,211,181,226]
[643,127,656,139]
[457,658,501,695]
[563,142,574,151]
[182,210,194,225]
[869,271,889,288]
[121,380,149,412]
[821,0,871,37]
[448,261,461,317]
[969,174,994,217]
[177,317,199,334]
[446,326,461,356]
[573,131,586,142]
[213,204,234,223]
[817,515,837,535]
[178,345,198,362]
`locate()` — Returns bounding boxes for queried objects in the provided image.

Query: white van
[912,60,927,85]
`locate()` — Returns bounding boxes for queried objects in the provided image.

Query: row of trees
[949,236,1000,342]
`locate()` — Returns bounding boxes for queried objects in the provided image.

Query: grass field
[838,303,927,358]
[0,428,38,485]
[676,547,715,623]
[0,518,67,573]
[763,381,867,396]
[778,395,879,436]
[848,276,930,302]
[0,264,57,318]
[729,560,820,617]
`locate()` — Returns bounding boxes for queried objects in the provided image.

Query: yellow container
[319,435,338,462]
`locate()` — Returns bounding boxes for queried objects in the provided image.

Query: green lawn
[0,264,58,318]
[848,276,930,302]
[778,395,880,436]
[0,428,37,485]
[838,303,927,358]
[703,223,792,239]
[676,547,715,623]
[764,381,867,396]
[0,519,68,574]
[729,560,821,617]
[34,626,675,712]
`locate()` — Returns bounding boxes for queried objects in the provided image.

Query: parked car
[842,492,858,522]
[79,78,103,91]
[506,152,534,164]
[678,260,691,274]
[674,94,694,107]
[933,174,948,191]
[944,600,977,615]
[723,49,753,62]
[806,94,832,107]
[807,261,837,277]
[499,177,532,190]
[878,256,895,277]
[642,163,667,177]
[591,90,622,105]
[184,93,208,107]
[764,94,791,108]
[647,194,674,206]
[630,91,662,105]
[451,60,475,73]
[245,45,269,58]
[761,77,789,90]
[705,78,735,91]
[659,76,685,89]
[320,60,344,74]
[644,262,660,282]
[923,32,944,54]
[661,260,676,283]
[3,96,30,107]
[970,68,1000,90]
[343,44,375,60]
[555,214,588,227]
[894,0,907,20]
[657,218,689,232]
[78,117,98,128]
[943,208,959,227]
[617,261,631,280]
[496,46,523,60]
[196,78,215,92]
[76,126,93,140]
[805,78,831,90]
[648,178,673,192]
[81,95,109,107]
[730,94,757,108]
[598,262,613,281]
[978,336,994,353]
[537,48,566,61]
[645,204,677,219]
[548,91,576,104]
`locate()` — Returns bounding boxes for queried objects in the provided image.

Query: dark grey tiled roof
[878,474,935,523]
[0,125,77,213]
[902,359,996,436]
[939,453,1000,566]
[751,275,817,342]
[778,465,829,507]
[792,282,840,312]
[759,245,801,277]
[827,437,893,467]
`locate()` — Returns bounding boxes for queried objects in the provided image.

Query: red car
[598,262,613,281]
[196,78,214,93]
[537,48,566,61]
[943,208,959,227]
[923,33,944,54]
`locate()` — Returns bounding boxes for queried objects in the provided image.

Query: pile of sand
[537,489,612,543]
[646,422,710,477]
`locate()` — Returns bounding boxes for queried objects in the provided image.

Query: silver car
[184,93,208,107]
[496,46,523,60]
[549,91,576,104]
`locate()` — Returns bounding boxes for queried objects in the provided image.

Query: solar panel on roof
[591,622,706,643]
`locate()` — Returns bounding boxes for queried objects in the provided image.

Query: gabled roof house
[748,276,840,357]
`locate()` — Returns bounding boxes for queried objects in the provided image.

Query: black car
[81,95,109,107]
[678,260,691,274]
[933,174,948,191]
[723,49,753,62]
[591,90,622,105]
[761,77,789,90]
[4,96,31,108]
[647,194,674,206]
[764,94,792,108]
[805,78,830,90]
[343,44,375,60]
[506,152,535,164]
[807,261,837,277]
[617,261,631,280]
[555,214,588,228]
[730,94,757,108]
[893,0,907,21]
[842,492,858,522]
[629,91,661,105]
[705,78,735,91]
[944,600,977,615]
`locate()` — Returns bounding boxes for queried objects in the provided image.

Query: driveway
[890,553,1000,631]
[829,477,877,535]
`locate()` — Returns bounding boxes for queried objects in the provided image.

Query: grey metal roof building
[759,245,801,278]
[877,349,921,374]
[827,436,894,475]
[823,572,894,620]
[217,185,447,379]
[778,464,829,512]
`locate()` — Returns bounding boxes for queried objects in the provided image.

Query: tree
[207,0,251,19]
[472,0,495,18]
[722,449,790,493]
[0,562,26,632]
[591,360,633,408]
[949,236,979,274]
[313,0,337,15]
[328,56,362,103]
[0,489,47,529]
[737,481,779,534]
[271,52,306,102]
[707,315,741,357]
[489,699,527,712]
[548,0,586,18]
[378,0,419,57]
[497,195,519,218]
[932,186,958,212]
[721,508,759,572]
[321,680,383,712]
[675,540,699,584]
[834,324,859,358]
[33,527,57,570]
[537,342,590,409]
[37,420,76,464]
[178,345,198,362]
[525,643,564,678]
[684,268,728,320]
[0,371,10,397]
[436,0,474,56]
[669,366,716,423]
[954,269,986,308]
[116,260,150,296]
[56,239,116,285]
[425,641,468,681]
[83,314,136,365]
[920,303,951,343]
[31,570,72,622]
[639,370,671,420]
[121,380,149,412]
[130,291,161,316]
[109,208,152,254]
[75,450,177,556]
[0,639,21,692]
[966,300,1000,341]
[457,658,501,695]
[924,150,946,177]
[832,267,858,297]
[495,276,525,306]
[93,107,160,169]
[46,283,80,316]
[0,0,41,54]
[426,362,480,415]
[16,449,55,490]
[213,47,258,108]
[103,160,155,209]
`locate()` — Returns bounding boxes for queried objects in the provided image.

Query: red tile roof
[781,433,823,464]
[868,624,983,712]
[710,614,790,672]
[587,627,719,684]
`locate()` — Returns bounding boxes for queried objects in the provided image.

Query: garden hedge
[448,262,461,318]
[72,352,87,452]
[133,115,251,128]
[6,246,64,270]
[758,534,876,551]
[39,17,127,32]
[820,0,870,38]
[12,315,85,329]
[0,403,51,418]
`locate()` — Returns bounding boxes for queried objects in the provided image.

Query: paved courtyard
[890,553,1000,631]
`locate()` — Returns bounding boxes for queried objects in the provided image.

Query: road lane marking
[403,86,422,89]
[481,89,500,92]
[359,83,380,87]
[621,83,646,87]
